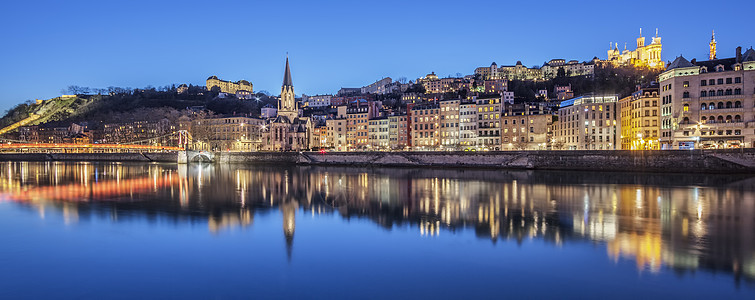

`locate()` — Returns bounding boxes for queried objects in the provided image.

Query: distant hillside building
[361,77,392,95]
[302,94,332,108]
[604,28,664,69]
[206,76,253,94]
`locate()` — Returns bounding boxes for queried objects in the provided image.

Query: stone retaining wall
[1,150,753,173]
[0,152,177,162]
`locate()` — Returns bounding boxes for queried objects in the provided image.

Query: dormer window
[716,65,724,72]
[700,67,708,73]
[734,64,742,71]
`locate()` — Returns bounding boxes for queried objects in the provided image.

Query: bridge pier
[178,150,216,164]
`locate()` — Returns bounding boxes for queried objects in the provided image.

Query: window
[683,104,689,112]
[683,81,689,87]
[683,91,690,98]
[735,77,742,83]
[726,78,732,84]
[701,91,707,97]
[717,78,724,85]
[709,79,715,85]
[700,80,707,86]
[734,88,741,95]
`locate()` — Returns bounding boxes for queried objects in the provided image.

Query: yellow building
[619,86,661,150]
[206,76,253,94]
[605,28,664,69]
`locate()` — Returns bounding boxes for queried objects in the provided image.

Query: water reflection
[1,161,754,285]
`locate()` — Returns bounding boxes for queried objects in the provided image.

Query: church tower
[278,56,298,120]
[709,30,717,60]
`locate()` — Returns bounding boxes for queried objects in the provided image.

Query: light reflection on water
[0,161,754,298]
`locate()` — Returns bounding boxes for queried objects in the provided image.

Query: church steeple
[278,55,298,120]
[709,30,717,60]
[283,55,293,87]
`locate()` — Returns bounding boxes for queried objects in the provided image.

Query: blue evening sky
[0,0,750,112]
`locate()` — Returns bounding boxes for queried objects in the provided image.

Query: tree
[65,85,90,95]
[514,137,528,150]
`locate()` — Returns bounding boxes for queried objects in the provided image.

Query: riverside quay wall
[1,150,754,174]
[216,149,755,174]
[0,152,177,162]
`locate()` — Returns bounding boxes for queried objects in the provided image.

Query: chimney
[691,58,696,64]
[736,46,742,63]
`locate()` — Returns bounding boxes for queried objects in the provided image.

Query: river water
[0,161,753,299]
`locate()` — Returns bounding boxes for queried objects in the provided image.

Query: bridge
[0,143,183,152]
[0,130,218,163]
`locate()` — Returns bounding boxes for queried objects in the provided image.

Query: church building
[263,56,313,151]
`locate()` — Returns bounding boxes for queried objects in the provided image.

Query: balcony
[699,94,748,101]
[700,107,744,113]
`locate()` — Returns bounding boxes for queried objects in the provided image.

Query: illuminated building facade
[659,46,755,149]
[326,117,347,151]
[192,116,264,151]
[367,117,389,150]
[475,97,502,150]
[605,28,664,69]
[409,102,440,150]
[459,101,478,150]
[501,113,554,150]
[439,99,460,148]
[554,95,619,150]
[206,76,253,94]
[619,86,660,150]
[388,114,408,150]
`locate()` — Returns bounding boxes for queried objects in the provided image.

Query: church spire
[709,30,717,60]
[283,55,293,87]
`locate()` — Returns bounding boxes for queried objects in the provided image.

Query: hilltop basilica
[606,28,664,69]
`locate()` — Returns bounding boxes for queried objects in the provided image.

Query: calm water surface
[0,162,754,299]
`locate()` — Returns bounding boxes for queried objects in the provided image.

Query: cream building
[459,101,478,150]
[439,99,460,148]
[326,117,348,151]
[659,46,755,149]
[206,76,253,94]
[605,28,664,69]
[192,116,264,152]
[554,95,619,150]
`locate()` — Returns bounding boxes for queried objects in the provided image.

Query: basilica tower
[278,56,298,120]
[709,30,717,60]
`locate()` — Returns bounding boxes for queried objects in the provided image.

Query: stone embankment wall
[289,150,755,173]
[2,150,754,173]
[0,152,177,162]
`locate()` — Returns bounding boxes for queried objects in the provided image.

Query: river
[0,162,753,299]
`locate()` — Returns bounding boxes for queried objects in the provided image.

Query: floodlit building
[619,86,660,150]
[659,45,755,149]
[475,97,502,150]
[604,28,664,69]
[206,76,253,94]
[554,95,619,150]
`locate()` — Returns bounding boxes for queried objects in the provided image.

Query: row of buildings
[13,32,753,152]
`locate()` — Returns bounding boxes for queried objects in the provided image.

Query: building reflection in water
[0,161,754,283]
